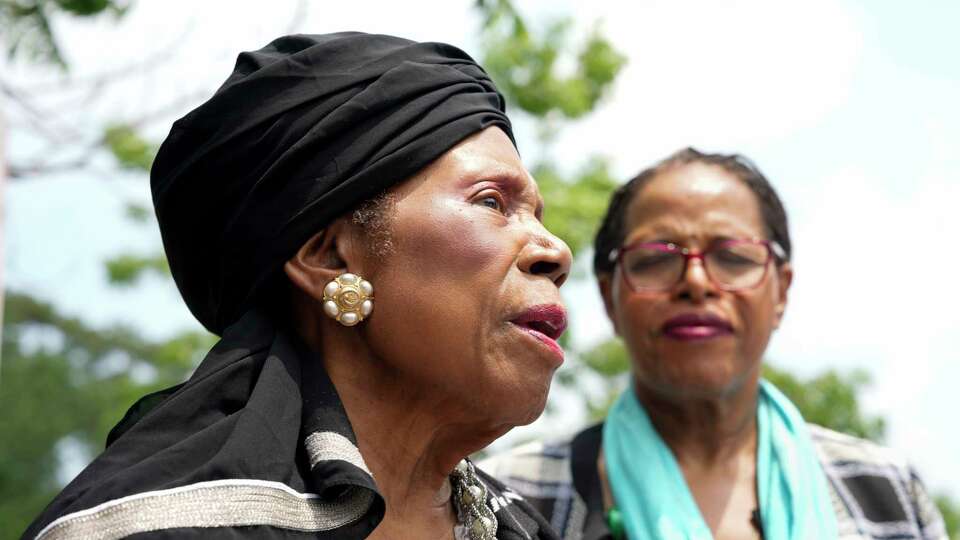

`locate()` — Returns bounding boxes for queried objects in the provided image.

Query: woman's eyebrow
[469,171,536,204]
[462,160,545,212]
[485,167,528,190]
[459,161,519,187]
[627,225,682,241]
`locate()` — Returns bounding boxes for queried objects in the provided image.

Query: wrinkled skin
[360,127,570,426]
[285,126,572,539]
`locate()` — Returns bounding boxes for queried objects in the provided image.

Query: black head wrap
[151,32,514,335]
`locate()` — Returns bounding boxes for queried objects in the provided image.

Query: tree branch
[11,24,192,96]
[7,91,206,180]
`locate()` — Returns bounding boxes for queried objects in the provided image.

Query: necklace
[450,459,498,540]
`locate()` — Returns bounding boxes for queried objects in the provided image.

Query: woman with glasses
[483,148,946,539]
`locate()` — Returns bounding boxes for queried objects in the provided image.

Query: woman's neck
[320,336,508,538]
[635,373,760,467]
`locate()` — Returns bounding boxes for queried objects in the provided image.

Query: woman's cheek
[399,203,507,280]
[618,294,656,337]
[615,299,655,369]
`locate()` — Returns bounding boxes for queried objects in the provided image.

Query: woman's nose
[674,257,717,302]
[518,226,573,287]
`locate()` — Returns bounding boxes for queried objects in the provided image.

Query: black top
[569,424,613,540]
[23,311,558,539]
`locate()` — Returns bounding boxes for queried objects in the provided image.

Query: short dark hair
[592,147,791,277]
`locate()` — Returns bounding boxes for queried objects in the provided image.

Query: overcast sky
[5,0,959,497]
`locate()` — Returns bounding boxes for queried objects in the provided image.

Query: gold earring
[322,273,374,326]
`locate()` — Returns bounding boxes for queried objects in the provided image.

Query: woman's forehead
[388,126,543,210]
[441,128,533,196]
[446,126,521,167]
[624,164,766,240]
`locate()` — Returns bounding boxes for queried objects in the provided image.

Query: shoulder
[808,424,911,469]
[479,438,575,493]
[479,429,601,539]
[473,463,563,540]
[808,424,947,539]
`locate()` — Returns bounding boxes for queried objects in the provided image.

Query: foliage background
[2,1,957,537]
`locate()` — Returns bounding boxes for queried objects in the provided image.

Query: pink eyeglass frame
[608,238,787,293]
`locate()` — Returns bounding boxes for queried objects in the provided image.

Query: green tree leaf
[580,338,629,378]
[934,494,959,539]
[0,292,212,537]
[104,253,169,285]
[103,123,157,172]
[762,364,886,442]
[124,202,152,223]
[535,157,618,257]
[0,0,130,68]
[476,0,626,123]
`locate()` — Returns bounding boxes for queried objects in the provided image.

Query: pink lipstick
[661,313,733,341]
[511,304,568,363]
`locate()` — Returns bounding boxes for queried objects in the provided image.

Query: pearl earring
[322,273,374,326]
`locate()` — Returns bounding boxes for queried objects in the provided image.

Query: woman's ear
[283,221,350,302]
[773,262,793,329]
[598,275,621,336]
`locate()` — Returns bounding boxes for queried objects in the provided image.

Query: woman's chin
[485,378,552,427]
[512,398,549,426]
[641,368,749,401]
[460,399,545,449]
[641,348,749,392]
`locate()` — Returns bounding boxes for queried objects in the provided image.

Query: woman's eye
[478,196,503,212]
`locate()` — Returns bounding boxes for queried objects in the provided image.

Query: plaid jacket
[481,423,947,540]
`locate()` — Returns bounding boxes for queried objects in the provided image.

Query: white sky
[4,1,959,498]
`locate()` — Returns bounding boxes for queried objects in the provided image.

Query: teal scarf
[602,379,838,540]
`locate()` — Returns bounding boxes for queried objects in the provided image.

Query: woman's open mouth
[661,312,734,341]
[510,304,567,363]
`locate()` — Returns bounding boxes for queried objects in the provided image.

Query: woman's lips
[661,313,733,341]
[511,304,567,363]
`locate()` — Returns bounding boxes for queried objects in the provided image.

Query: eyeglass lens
[622,242,769,290]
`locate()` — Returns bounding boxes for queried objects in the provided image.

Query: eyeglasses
[608,239,786,292]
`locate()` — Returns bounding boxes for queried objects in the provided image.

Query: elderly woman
[23,33,572,540]
[483,148,947,539]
